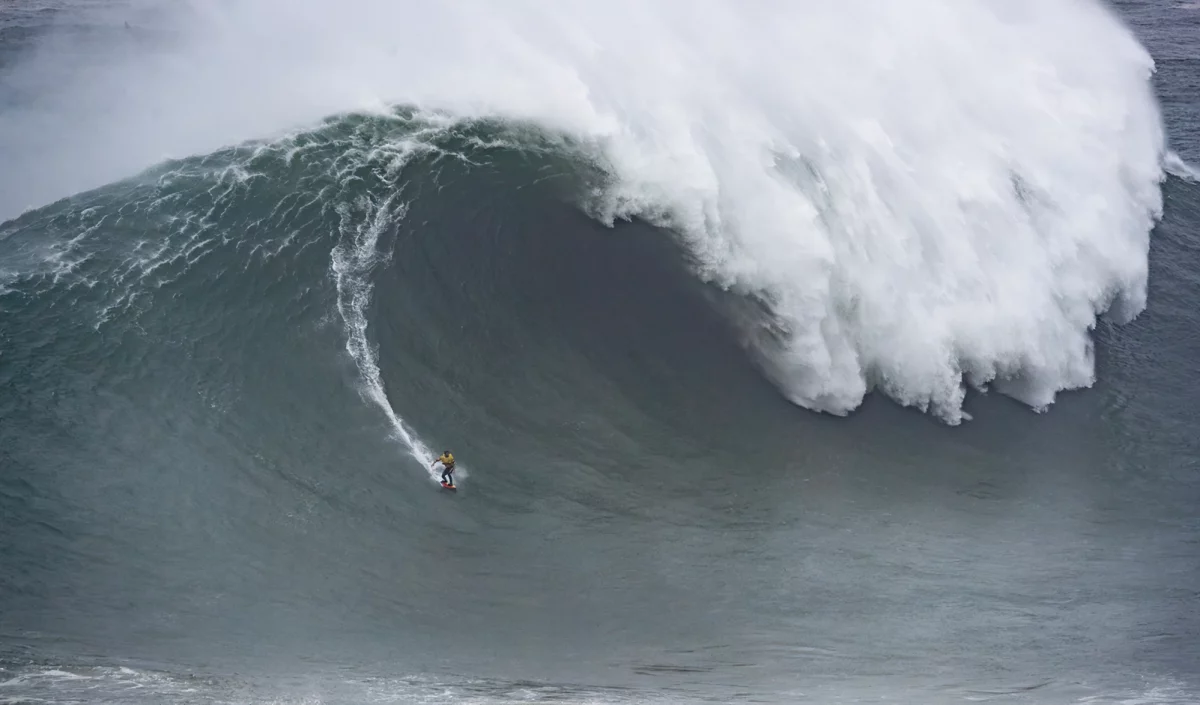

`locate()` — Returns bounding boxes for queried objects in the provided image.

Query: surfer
[432,451,455,487]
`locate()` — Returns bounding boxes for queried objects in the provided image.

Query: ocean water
[1,1,1198,703]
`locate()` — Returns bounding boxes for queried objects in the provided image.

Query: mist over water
[2,1,1200,703]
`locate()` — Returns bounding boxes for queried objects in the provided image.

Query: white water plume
[1165,151,1200,183]
[0,0,1168,423]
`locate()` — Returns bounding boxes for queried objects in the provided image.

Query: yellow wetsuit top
[438,452,455,468]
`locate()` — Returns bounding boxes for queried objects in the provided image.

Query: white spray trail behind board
[328,137,466,484]
[1,0,1172,424]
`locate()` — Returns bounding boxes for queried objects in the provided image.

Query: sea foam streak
[328,135,464,482]
[1,0,1168,423]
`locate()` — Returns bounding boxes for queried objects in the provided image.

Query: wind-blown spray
[0,0,1167,423]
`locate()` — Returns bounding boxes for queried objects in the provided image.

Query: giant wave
[0,0,1170,424]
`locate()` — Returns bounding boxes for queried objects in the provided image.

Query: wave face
[2,112,1198,703]
[0,0,1168,423]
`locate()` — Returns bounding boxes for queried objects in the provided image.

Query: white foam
[1,0,1169,423]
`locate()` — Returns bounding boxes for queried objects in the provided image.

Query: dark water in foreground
[2,1,1199,703]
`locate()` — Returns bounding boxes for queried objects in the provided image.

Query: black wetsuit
[441,464,455,485]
